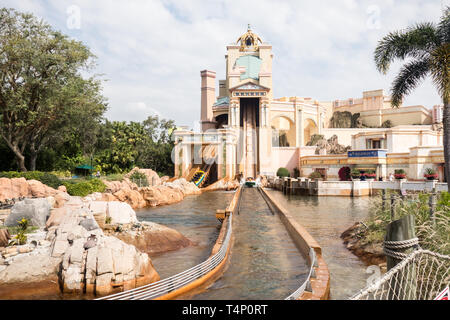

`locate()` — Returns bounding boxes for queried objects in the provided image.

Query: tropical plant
[374,6,450,188]
[424,167,438,180]
[351,168,361,178]
[394,169,407,179]
[276,167,290,178]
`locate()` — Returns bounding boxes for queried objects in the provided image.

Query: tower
[221,25,273,178]
[200,70,216,131]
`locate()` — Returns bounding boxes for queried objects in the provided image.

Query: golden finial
[237,25,262,51]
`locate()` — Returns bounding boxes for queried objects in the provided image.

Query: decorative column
[298,108,304,147]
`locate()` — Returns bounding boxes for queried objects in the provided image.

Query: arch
[271,116,295,147]
[303,118,318,145]
[215,113,228,129]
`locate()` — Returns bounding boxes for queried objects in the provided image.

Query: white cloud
[1,0,448,127]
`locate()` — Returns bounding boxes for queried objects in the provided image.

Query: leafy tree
[374,7,449,187]
[0,8,106,171]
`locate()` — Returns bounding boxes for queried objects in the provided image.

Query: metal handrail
[96,188,238,300]
[284,248,317,300]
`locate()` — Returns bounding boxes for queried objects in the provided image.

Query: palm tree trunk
[443,102,450,190]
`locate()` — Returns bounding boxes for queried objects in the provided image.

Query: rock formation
[313,134,351,155]
[203,177,240,192]
[45,198,160,296]
[114,221,192,255]
[0,177,58,203]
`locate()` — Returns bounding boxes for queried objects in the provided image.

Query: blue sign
[348,150,386,158]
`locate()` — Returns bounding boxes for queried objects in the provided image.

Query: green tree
[0,8,106,171]
[374,7,449,187]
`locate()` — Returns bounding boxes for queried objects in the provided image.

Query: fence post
[384,214,417,299]
[382,189,386,212]
[390,194,396,221]
[429,190,437,226]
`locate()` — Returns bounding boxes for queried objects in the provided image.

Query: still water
[266,189,372,299]
[137,191,235,279]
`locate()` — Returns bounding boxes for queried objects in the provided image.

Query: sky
[1,0,449,128]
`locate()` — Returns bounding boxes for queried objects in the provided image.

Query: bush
[276,167,290,178]
[63,178,106,197]
[338,167,351,181]
[309,171,322,179]
[293,167,300,178]
[0,171,62,189]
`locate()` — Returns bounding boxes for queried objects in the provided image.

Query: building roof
[213,96,229,107]
[235,55,262,80]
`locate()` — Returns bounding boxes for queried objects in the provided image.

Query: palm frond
[390,59,430,107]
[437,6,450,44]
[374,22,439,74]
[429,43,450,104]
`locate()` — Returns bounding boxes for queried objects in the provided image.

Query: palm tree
[374,7,449,188]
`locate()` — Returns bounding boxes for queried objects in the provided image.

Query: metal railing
[96,188,239,300]
[285,248,318,300]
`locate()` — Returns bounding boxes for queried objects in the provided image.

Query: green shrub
[276,167,290,178]
[309,171,322,179]
[63,178,106,197]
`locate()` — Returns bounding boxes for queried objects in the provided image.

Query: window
[372,140,381,149]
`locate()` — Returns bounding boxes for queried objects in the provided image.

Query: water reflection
[266,189,372,299]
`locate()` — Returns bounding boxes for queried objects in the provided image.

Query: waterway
[136,190,235,279]
[137,188,372,300]
[266,189,372,299]
[194,188,309,300]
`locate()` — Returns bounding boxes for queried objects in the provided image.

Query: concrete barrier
[270,177,449,197]
[259,187,330,300]
[156,186,242,300]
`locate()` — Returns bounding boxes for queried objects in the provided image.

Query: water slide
[190,145,217,187]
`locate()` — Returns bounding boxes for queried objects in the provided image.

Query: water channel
[138,187,372,300]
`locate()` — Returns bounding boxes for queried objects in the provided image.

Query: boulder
[46,207,68,229]
[11,178,30,198]
[5,198,51,227]
[106,202,137,224]
[27,180,57,198]
[117,221,192,255]
[54,192,71,208]
[0,229,11,247]
[0,178,13,202]
[113,187,146,209]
